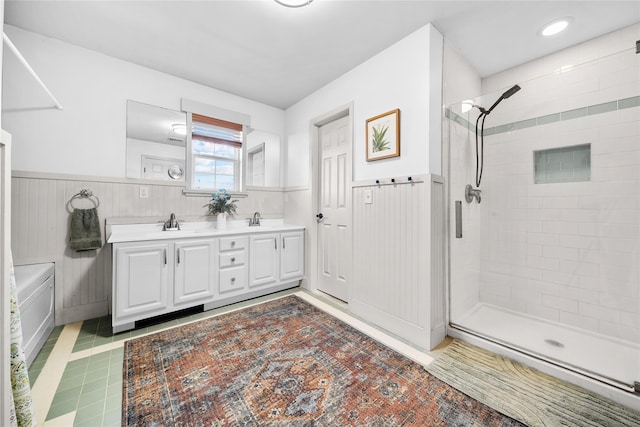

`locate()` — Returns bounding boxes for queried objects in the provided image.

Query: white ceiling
[4,1,640,109]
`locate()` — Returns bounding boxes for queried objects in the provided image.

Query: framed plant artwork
[366,109,400,161]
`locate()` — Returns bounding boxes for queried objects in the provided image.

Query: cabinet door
[249,233,279,288]
[280,231,305,281]
[174,239,216,306]
[115,243,170,320]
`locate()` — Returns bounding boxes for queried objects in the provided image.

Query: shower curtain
[8,253,35,427]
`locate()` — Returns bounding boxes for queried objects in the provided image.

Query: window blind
[192,113,243,148]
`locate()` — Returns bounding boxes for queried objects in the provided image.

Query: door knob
[316,213,324,221]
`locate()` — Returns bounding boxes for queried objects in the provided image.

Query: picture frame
[366,109,400,161]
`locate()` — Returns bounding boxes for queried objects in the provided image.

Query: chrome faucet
[163,213,180,230]
[249,212,261,227]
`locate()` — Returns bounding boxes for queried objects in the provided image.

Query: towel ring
[69,189,100,209]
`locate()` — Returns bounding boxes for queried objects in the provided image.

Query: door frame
[307,102,353,300]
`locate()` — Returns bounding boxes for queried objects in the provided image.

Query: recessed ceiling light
[274,0,314,8]
[540,18,572,37]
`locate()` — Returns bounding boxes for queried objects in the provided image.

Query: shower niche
[533,144,591,184]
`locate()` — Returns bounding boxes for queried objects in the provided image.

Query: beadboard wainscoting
[11,171,284,325]
[351,174,446,350]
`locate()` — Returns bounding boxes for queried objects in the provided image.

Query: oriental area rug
[123,295,523,426]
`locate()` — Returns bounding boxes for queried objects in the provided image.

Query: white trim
[11,170,186,186]
[283,185,308,192]
[1,130,11,426]
[182,189,248,198]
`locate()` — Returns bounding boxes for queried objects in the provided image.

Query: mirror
[245,129,281,188]
[126,100,282,188]
[126,101,187,181]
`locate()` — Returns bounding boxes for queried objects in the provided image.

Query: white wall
[283,24,445,349]
[285,24,443,187]
[2,25,285,178]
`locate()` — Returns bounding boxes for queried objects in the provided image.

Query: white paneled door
[317,115,351,302]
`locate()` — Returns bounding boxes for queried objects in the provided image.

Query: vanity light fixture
[274,0,314,8]
[540,17,572,37]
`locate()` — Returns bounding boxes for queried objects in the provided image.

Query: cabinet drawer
[219,236,248,252]
[219,266,247,294]
[219,251,246,268]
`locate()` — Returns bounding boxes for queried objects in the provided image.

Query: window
[190,114,243,192]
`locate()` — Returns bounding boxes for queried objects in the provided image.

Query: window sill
[182,189,248,198]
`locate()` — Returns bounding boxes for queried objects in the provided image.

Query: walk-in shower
[446,43,639,407]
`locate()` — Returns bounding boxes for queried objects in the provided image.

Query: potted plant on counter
[204,189,238,230]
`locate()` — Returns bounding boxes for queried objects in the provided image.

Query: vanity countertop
[106,219,304,244]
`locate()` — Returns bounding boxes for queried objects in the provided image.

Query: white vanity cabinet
[249,231,305,287]
[113,242,171,331]
[249,233,279,288]
[174,239,216,307]
[280,231,305,281]
[110,224,304,333]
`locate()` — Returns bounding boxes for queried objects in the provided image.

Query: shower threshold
[451,303,639,391]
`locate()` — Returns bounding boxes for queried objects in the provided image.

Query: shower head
[485,84,521,114]
[502,84,521,99]
[472,83,521,188]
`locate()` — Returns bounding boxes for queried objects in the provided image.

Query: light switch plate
[139,186,149,199]
[364,189,373,204]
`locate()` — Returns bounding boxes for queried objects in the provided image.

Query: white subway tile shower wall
[474,51,639,343]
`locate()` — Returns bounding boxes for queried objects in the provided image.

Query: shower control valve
[465,185,482,204]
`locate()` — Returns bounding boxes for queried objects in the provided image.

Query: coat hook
[375,179,380,184]
[408,176,413,181]
[391,178,395,183]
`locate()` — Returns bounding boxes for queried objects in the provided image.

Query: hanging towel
[69,207,102,251]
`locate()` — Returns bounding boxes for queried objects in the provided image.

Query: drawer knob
[231,277,236,282]
[231,241,236,247]
[231,257,236,262]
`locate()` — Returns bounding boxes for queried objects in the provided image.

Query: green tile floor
[28,325,63,386]
[28,289,300,426]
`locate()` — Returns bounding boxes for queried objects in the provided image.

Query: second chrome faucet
[249,212,261,226]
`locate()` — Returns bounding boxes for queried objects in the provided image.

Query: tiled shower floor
[28,289,431,426]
